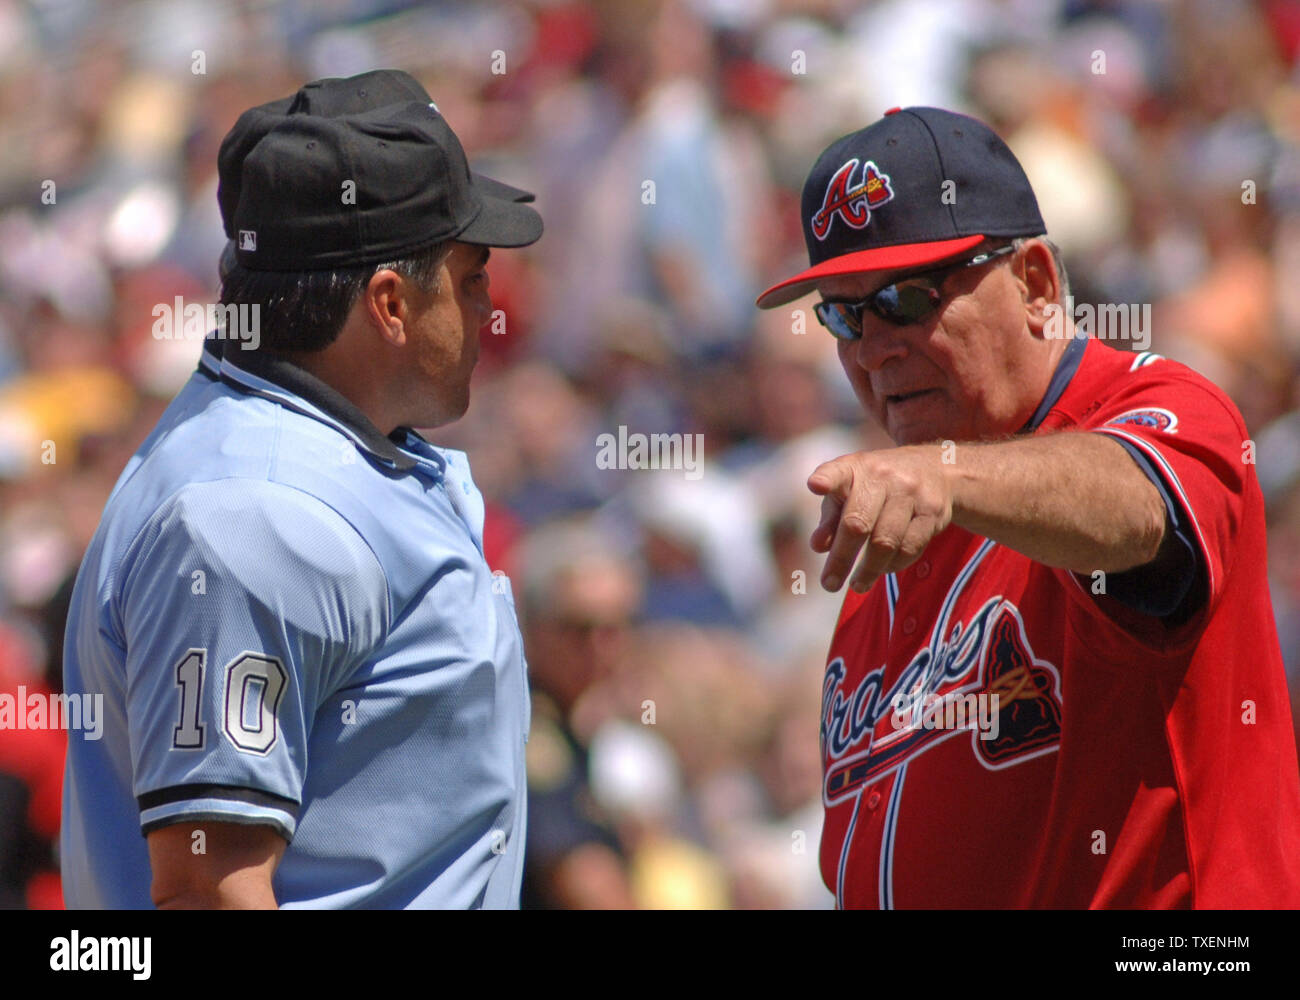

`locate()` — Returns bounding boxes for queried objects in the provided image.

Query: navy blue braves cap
[756,106,1045,309]
[227,97,542,271]
[217,69,534,244]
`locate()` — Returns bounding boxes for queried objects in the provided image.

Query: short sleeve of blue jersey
[116,479,389,840]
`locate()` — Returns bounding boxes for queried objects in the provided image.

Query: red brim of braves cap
[755,235,986,309]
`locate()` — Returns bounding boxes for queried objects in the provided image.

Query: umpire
[61,71,541,908]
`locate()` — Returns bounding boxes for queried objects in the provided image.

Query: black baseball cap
[756,106,1044,309]
[218,71,540,271]
[217,70,534,241]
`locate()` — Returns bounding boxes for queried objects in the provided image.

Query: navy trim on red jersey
[1023,335,1203,621]
[1099,439,1203,621]
[1020,335,1087,432]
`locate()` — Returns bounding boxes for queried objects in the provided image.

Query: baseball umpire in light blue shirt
[60,71,542,909]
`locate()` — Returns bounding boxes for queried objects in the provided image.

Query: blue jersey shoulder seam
[115,477,394,640]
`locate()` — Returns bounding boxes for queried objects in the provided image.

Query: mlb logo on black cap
[239,230,257,252]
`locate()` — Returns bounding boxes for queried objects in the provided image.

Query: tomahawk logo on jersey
[820,336,1300,909]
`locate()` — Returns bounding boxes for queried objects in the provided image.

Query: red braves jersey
[819,337,1300,908]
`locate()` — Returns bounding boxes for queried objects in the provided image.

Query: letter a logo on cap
[810,159,893,241]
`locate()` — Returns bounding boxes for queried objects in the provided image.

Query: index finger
[808,459,852,552]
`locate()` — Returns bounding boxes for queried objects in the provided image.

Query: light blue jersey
[61,340,530,908]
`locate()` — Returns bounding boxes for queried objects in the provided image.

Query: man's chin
[881,391,956,445]
[413,395,470,432]
[442,399,472,427]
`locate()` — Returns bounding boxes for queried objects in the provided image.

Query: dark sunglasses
[814,243,1018,340]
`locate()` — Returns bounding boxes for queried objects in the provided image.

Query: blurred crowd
[1,0,1299,909]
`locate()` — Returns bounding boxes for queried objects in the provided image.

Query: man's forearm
[943,431,1166,574]
[155,883,279,910]
[148,821,285,910]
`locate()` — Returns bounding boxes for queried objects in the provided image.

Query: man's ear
[1019,240,1061,338]
[364,268,409,346]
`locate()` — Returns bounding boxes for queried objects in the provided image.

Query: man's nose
[849,326,908,372]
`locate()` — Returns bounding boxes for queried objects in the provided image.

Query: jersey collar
[197,336,222,379]
[1019,334,1088,433]
[204,338,427,474]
